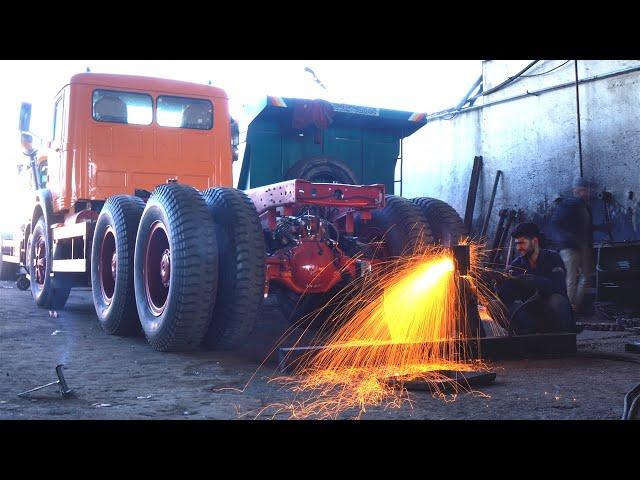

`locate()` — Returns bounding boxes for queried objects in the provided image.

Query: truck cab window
[92,89,152,125]
[157,96,213,130]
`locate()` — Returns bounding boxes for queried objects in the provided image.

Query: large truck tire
[27,216,70,309]
[356,194,433,258]
[134,184,217,352]
[411,197,467,245]
[0,236,16,281]
[91,195,145,336]
[201,187,265,350]
[285,156,359,185]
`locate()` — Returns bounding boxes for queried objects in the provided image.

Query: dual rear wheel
[91,184,264,352]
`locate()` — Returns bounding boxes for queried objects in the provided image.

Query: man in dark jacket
[550,178,607,312]
[496,222,574,334]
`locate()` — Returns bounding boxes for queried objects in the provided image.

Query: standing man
[550,178,608,312]
[496,222,574,334]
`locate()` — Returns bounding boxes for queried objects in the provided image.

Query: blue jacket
[498,249,568,303]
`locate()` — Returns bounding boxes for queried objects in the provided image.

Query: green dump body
[237,96,427,195]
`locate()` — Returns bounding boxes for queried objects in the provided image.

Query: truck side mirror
[19,102,32,132]
[21,133,34,153]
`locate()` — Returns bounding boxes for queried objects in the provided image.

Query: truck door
[48,90,67,208]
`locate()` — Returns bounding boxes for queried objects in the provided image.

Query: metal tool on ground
[480,170,503,238]
[18,364,73,398]
[463,156,483,234]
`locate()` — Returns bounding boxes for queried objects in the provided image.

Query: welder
[495,222,575,334]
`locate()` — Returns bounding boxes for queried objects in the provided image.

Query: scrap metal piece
[452,244,471,276]
[393,370,497,393]
[18,364,73,398]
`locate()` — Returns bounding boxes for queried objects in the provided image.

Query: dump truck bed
[237,96,427,194]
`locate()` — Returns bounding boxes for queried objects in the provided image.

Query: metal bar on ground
[278,333,577,373]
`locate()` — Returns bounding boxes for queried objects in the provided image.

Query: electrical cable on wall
[521,60,571,77]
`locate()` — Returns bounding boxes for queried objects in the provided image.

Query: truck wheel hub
[111,253,117,279]
[99,228,117,303]
[145,222,170,316]
[160,250,171,288]
[34,237,46,285]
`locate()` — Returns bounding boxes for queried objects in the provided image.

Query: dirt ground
[1,280,639,420]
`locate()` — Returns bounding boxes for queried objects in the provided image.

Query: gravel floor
[1,280,638,420]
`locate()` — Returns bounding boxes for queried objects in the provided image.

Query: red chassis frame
[245,179,385,295]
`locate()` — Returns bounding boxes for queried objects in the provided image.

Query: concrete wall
[402,60,640,244]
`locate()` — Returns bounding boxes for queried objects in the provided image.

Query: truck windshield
[157,96,213,130]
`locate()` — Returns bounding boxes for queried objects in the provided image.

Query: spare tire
[91,195,145,336]
[285,156,359,184]
[411,197,467,246]
[134,184,217,352]
[201,187,265,350]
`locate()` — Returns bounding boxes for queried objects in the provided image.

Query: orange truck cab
[48,73,233,211]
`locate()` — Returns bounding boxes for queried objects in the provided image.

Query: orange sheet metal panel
[53,73,233,213]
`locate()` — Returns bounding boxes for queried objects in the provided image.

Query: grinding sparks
[223,239,508,419]
[384,256,454,343]
[242,241,507,420]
